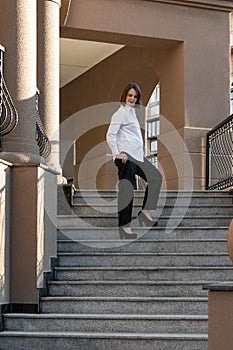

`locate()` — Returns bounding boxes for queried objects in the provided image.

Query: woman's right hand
[116,153,128,164]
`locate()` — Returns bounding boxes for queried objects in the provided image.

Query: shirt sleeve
[106,110,123,157]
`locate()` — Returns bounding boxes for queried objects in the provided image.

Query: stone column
[0,0,60,308]
[37,0,61,278]
[37,0,61,173]
[0,0,39,163]
[0,0,42,308]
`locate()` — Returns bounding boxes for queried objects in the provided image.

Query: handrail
[206,114,233,190]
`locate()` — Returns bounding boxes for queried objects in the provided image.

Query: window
[145,83,160,167]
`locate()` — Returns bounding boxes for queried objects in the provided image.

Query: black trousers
[114,154,162,227]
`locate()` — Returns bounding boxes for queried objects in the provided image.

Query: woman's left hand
[116,153,128,164]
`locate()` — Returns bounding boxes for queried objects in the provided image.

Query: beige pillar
[207,285,233,350]
[37,0,61,173]
[0,0,39,163]
[10,166,38,305]
[0,0,48,308]
[37,0,60,280]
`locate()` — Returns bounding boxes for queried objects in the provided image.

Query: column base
[0,151,42,165]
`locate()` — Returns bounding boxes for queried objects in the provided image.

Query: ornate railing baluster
[0,45,3,121]
[35,90,51,159]
[0,44,19,151]
[0,45,50,158]
[206,114,233,190]
[0,47,3,152]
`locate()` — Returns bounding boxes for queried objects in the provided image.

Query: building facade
[0,0,233,346]
[60,0,232,190]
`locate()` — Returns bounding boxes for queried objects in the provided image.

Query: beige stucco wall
[61,44,162,188]
[61,0,231,189]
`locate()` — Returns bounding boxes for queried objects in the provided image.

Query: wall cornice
[142,0,233,12]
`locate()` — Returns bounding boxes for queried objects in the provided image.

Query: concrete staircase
[1,189,233,349]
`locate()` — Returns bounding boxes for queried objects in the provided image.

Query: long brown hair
[120,83,142,105]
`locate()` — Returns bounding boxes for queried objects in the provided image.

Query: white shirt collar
[122,104,135,112]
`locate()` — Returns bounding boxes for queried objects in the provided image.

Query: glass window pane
[146,82,160,167]
[150,140,157,152]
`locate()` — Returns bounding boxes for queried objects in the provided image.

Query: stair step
[3,188,231,350]
[57,252,231,267]
[0,331,208,350]
[71,204,233,217]
[72,189,232,203]
[57,226,228,240]
[57,238,228,253]
[48,276,208,297]
[47,280,209,297]
[4,313,208,334]
[41,296,208,315]
[57,214,232,227]
[54,266,233,281]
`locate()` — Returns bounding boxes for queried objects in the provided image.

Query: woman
[106,83,162,239]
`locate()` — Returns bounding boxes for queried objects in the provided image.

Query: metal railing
[206,114,233,190]
[0,45,18,151]
[35,90,51,159]
[0,45,51,158]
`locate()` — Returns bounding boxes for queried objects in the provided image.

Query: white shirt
[106,104,144,162]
